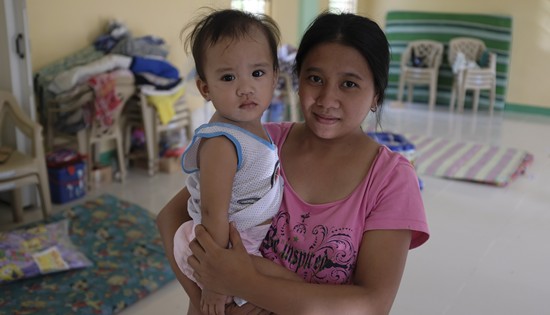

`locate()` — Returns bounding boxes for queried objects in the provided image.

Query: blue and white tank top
[182,122,283,230]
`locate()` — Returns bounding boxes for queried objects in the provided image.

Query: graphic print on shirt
[261,208,357,284]
[237,159,281,205]
[270,160,280,188]
[293,213,310,234]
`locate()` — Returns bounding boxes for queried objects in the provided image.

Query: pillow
[408,49,428,68]
[478,50,491,68]
[0,219,92,284]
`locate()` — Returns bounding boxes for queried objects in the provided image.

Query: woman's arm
[190,224,411,315]
[251,256,303,282]
[156,184,281,315]
[156,187,203,311]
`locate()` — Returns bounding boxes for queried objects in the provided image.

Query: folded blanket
[52,70,135,133]
[130,56,179,79]
[48,54,132,94]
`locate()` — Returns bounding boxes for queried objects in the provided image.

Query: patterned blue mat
[0,194,175,315]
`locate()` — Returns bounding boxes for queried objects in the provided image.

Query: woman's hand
[201,288,230,315]
[189,223,258,296]
[225,302,272,315]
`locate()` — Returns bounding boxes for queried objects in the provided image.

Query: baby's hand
[201,288,230,315]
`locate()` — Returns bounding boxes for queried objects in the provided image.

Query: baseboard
[505,103,550,116]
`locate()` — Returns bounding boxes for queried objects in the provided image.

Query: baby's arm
[197,136,239,313]
[198,136,237,253]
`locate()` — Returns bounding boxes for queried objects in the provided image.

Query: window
[231,0,271,15]
[328,0,357,13]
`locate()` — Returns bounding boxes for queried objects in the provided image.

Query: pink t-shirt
[260,122,429,284]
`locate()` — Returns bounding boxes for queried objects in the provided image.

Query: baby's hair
[181,8,281,81]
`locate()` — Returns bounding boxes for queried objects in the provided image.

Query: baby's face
[197,27,277,126]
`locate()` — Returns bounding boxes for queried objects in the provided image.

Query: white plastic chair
[0,90,52,223]
[448,37,497,113]
[123,83,192,176]
[47,84,135,189]
[397,40,444,110]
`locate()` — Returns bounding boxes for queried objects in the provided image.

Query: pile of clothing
[35,20,184,134]
[276,44,298,92]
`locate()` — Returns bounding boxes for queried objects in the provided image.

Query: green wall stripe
[504,103,550,116]
[387,11,512,27]
[384,11,513,111]
[298,0,318,38]
[386,26,512,40]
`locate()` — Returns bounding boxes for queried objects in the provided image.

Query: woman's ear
[370,95,380,112]
[196,78,210,101]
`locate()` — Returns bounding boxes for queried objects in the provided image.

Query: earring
[370,105,377,113]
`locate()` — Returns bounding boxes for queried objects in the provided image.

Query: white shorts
[174,220,270,285]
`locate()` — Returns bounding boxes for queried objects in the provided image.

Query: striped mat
[406,134,533,186]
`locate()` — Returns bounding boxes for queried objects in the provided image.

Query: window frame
[328,0,357,14]
[231,0,272,15]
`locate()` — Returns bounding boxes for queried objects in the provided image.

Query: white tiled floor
[1,102,549,314]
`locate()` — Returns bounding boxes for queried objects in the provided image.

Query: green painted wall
[298,0,319,40]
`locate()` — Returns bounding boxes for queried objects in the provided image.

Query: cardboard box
[159,157,180,173]
[48,162,86,204]
[130,157,149,170]
[91,165,112,188]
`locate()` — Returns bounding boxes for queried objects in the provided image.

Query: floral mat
[0,194,175,315]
